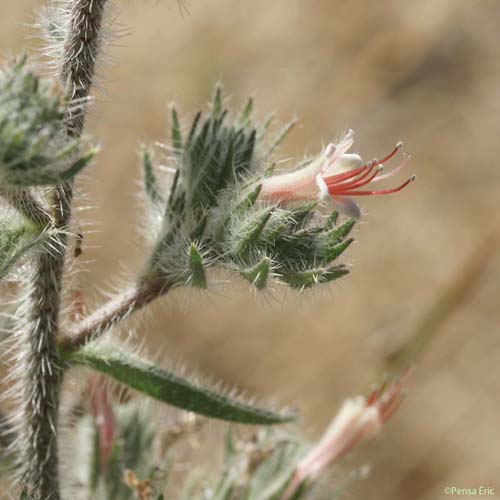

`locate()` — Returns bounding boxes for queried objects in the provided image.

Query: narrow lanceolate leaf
[265,119,297,156]
[213,84,223,116]
[289,201,318,230]
[324,210,339,229]
[240,184,263,210]
[322,219,356,245]
[238,97,254,127]
[186,110,202,148]
[59,148,98,181]
[233,207,274,259]
[279,265,349,289]
[321,237,354,262]
[142,147,164,206]
[188,242,207,288]
[67,345,294,425]
[240,257,271,290]
[171,106,182,152]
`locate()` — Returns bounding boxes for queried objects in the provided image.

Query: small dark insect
[74,232,83,258]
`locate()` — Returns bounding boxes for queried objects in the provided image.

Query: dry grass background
[2,0,500,499]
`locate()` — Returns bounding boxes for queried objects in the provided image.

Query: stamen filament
[372,156,410,183]
[328,166,382,192]
[329,175,415,196]
[324,163,371,184]
[374,142,403,167]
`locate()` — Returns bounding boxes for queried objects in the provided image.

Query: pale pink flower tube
[283,380,405,499]
[260,130,414,218]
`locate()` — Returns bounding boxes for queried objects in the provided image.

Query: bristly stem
[60,278,169,353]
[20,1,108,498]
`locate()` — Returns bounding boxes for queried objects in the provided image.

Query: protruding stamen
[325,160,380,189]
[331,176,414,196]
[323,163,372,185]
[373,155,410,183]
[374,142,403,167]
[328,165,382,192]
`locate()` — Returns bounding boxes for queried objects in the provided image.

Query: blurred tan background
[3,0,500,499]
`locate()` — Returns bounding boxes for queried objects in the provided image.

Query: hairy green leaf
[279,265,349,289]
[265,119,297,157]
[188,242,207,288]
[142,147,164,206]
[67,345,294,425]
[233,207,274,259]
[171,106,182,152]
[240,256,271,290]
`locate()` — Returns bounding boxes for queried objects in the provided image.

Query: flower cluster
[0,56,95,187]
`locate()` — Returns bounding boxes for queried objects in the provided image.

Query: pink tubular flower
[89,375,116,474]
[283,380,405,499]
[259,129,414,218]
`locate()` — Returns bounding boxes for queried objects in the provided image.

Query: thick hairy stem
[61,0,108,136]
[60,279,169,352]
[20,243,65,499]
[20,1,108,498]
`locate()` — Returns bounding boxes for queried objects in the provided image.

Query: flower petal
[323,152,363,177]
[331,195,362,219]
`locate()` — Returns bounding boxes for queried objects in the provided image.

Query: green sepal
[324,210,339,229]
[240,256,271,290]
[66,345,294,425]
[322,218,355,245]
[214,184,263,242]
[58,148,97,182]
[185,111,201,149]
[265,119,297,157]
[215,136,235,191]
[238,97,254,127]
[142,146,164,206]
[9,148,97,186]
[188,242,207,288]
[213,84,223,116]
[289,201,318,230]
[279,265,349,289]
[239,183,262,210]
[171,106,182,152]
[233,207,274,259]
[239,128,257,169]
[321,237,354,262]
